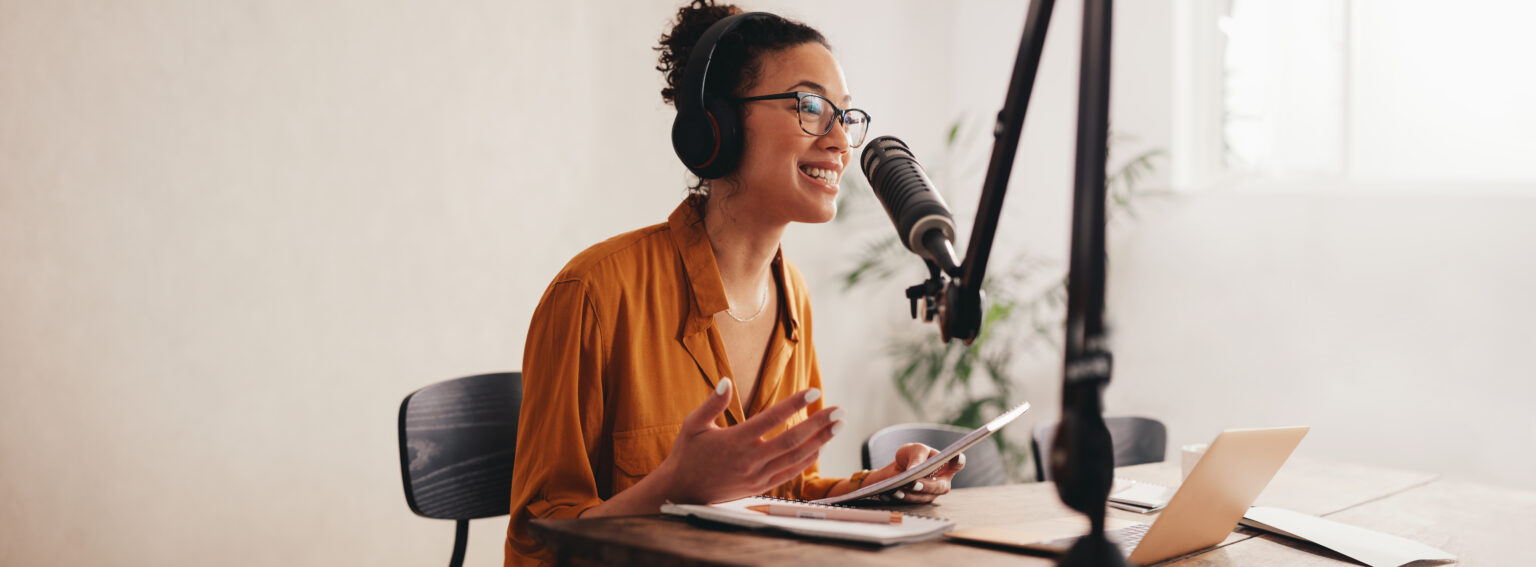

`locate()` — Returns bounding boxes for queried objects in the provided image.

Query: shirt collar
[773,249,802,343]
[667,197,801,343]
[669,198,727,338]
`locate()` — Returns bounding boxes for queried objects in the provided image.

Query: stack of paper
[1108,479,1175,513]
[1241,506,1455,567]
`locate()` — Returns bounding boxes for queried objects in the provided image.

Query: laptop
[945,426,1308,565]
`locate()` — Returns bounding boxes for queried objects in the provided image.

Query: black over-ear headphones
[671,11,769,180]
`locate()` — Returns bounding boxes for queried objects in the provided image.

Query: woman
[505,2,964,564]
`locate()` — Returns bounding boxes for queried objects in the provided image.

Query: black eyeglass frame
[735,91,872,147]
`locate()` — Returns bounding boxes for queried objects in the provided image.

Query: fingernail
[804,388,821,404]
[716,378,731,396]
[894,490,905,500]
[829,408,846,422]
[959,453,967,467]
[913,482,924,492]
[831,422,845,435]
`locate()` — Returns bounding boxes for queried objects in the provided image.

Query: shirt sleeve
[505,279,607,564]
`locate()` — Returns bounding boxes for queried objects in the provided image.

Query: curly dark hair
[655,1,829,197]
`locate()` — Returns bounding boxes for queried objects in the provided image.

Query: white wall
[2,1,1530,566]
[1106,191,1536,490]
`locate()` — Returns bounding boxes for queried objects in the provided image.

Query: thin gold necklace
[725,283,770,323]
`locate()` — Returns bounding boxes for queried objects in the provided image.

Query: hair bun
[656,1,743,106]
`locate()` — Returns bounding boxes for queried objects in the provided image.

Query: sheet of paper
[1242,506,1455,567]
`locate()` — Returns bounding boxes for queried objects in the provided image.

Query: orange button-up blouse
[504,198,847,565]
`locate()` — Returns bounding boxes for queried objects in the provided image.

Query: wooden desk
[529,457,1529,566]
[1176,479,1536,566]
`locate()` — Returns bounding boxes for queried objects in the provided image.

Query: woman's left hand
[863,443,965,504]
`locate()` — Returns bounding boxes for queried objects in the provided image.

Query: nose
[821,114,851,153]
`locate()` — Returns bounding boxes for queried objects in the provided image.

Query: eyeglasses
[736,91,871,148]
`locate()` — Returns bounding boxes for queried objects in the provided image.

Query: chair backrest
[862,423,1008,488]
[398,372,522,520]
[1031,415,1167,481]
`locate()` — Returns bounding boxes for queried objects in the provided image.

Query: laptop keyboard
[1038,522,1150,555]
[1107,523,1151,554]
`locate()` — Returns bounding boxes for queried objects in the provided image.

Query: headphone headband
[676,11,768,115]
[672,11,771,179]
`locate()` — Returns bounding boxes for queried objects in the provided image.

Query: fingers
[755,415,840,480]
[907,478,950,496]
[886,478,948,505]
[900,484,942,504]
[682,377,734,433]
[896,443,939,472]
[869,445,951,504]
[901,452,959,504]
[736,387,821,439]
[761,444,823,491]
[761,406,844,456]
[935,452,966,480]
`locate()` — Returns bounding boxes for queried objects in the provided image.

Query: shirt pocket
[611,423,682,489]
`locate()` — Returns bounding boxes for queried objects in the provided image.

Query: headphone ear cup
[670,95,741,180]
[671,107,714,174]
[693,95,743,179]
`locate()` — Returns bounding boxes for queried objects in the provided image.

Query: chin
[793,196,838,224]
[810,201,838,223]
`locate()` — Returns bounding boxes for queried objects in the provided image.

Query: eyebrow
[786,80,853,105]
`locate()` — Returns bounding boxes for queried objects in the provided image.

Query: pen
[746,503,902,525]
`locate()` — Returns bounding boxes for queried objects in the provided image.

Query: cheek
[747,136,797,168]
[739,119,808,171]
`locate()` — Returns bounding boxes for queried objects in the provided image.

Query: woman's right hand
[652,377,844,504]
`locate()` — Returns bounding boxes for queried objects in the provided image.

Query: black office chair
[861,423,1009,488]
[398,372,522,567]
[1031,415,1166,482]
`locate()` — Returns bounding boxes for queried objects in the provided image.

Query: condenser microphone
[860,136,960,274]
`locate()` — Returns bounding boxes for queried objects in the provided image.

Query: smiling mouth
[799,165,840,187]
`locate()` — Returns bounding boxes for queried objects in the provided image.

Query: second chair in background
[1031,415,1167,482]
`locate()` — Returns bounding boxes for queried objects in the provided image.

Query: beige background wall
[2,1,1530,566]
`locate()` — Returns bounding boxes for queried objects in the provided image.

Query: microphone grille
[860,135,909,177]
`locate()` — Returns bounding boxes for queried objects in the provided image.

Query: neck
[703,193,785,300]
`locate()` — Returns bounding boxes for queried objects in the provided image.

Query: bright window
[1178,0,1536,191]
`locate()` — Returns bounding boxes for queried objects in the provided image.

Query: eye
[799,95,826,116]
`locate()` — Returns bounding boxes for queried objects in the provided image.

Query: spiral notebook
[1108,478,1175,513]
[661,496,954,545]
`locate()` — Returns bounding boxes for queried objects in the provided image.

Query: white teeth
[802,166,839,185]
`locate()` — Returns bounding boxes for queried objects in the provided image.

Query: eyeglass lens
[797,94,869,147]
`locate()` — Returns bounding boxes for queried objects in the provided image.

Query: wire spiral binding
[753,495,949,523]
